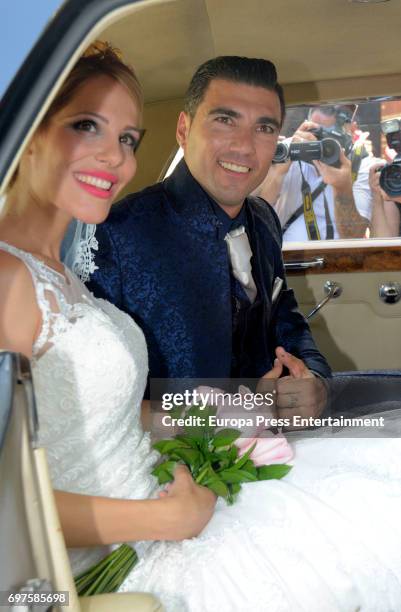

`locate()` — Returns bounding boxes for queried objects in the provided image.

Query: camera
[309,126,353,156]
[273,118,354,167]
[379,156,401,198]
[379,118,401,197]
[273,137,342,167]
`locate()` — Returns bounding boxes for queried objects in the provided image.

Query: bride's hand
[159,464,216,540]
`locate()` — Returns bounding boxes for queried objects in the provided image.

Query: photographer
[370,123,401,238]
[256,106,376,240]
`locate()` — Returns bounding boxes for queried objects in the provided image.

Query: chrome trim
[285,257,325,271]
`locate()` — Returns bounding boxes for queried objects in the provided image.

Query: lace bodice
[0,241,158,566]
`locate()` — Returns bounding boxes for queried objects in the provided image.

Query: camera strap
[350,143,365,183]
[323,191,334,239]
[282,178,327,235]
[299,162,323,240]
[284,148,363,239]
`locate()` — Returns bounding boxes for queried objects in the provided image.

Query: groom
[88,56,331,418]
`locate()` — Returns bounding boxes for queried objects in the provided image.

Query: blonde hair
[4,41,142,214]
[43,41,143,124]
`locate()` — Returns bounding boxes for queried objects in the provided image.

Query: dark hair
[184,56,285,124]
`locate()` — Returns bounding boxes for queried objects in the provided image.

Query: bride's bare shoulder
[0,250,41,358]
[0,248,36,289]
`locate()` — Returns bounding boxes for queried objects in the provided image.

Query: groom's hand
[262,347,327,426]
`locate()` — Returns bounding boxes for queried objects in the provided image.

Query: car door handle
[307,281,342,320]
[284,257,325,271]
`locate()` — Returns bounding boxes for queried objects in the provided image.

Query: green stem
[195,464,209,484]
[75,545,122,583]
[75,544,137,596]
[91,546,131,594]
[109,552,138,592]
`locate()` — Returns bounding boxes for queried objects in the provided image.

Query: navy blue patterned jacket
[87,160,331,381]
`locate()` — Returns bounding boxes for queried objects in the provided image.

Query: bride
[0,42,401,612]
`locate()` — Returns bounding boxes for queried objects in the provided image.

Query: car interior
[1,0,401,609]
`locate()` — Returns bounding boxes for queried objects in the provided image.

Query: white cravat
[224,226,257,303]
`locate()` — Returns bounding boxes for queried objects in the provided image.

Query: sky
[1,0,64,96]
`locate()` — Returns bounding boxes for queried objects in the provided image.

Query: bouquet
[152,404,292,504]
[74,405,293,595]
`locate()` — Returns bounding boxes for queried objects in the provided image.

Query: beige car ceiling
[100,0,401,190]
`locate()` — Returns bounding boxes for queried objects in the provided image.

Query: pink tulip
[235,432,293,467]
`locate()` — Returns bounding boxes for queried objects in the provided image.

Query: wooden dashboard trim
[284,246,401,274]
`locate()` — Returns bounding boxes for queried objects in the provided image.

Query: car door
[279,99,401,372]
[285,238,401,371]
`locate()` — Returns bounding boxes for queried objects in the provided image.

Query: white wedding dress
[2,239,401,612]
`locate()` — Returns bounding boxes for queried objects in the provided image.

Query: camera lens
[380,161,401,198]
[273,142,289,164]
[321,138,341,166]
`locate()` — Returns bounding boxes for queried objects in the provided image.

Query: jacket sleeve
[86,223,123,309]
[259,198,332,379]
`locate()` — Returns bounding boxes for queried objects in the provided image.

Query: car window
[254,98,401,246]
[0,0,63,97]
[164,98,401,248]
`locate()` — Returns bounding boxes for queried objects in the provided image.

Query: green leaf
[155,469,173,485]
[152,460,177,484]
[236,468,258,482]
[169,405,185,420]
[228,444,238,463]
[242,460,257,477]
[184,405,216,438]
[186,404,215,417]
[220,466,258,483]
[212,429,241,448]
[214,446,231,455]
[204,477,230,499]
[207,451,222,461]
[204,463,218,480]
[232,442,257,470]
[153,439,191,454]
[170,447,202,466]
[175,435,201,450]
[152,459,177,475]
[227,482,242,505]
[219,469,247,484]
[200,436,212,456]
[257,464,292,480]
